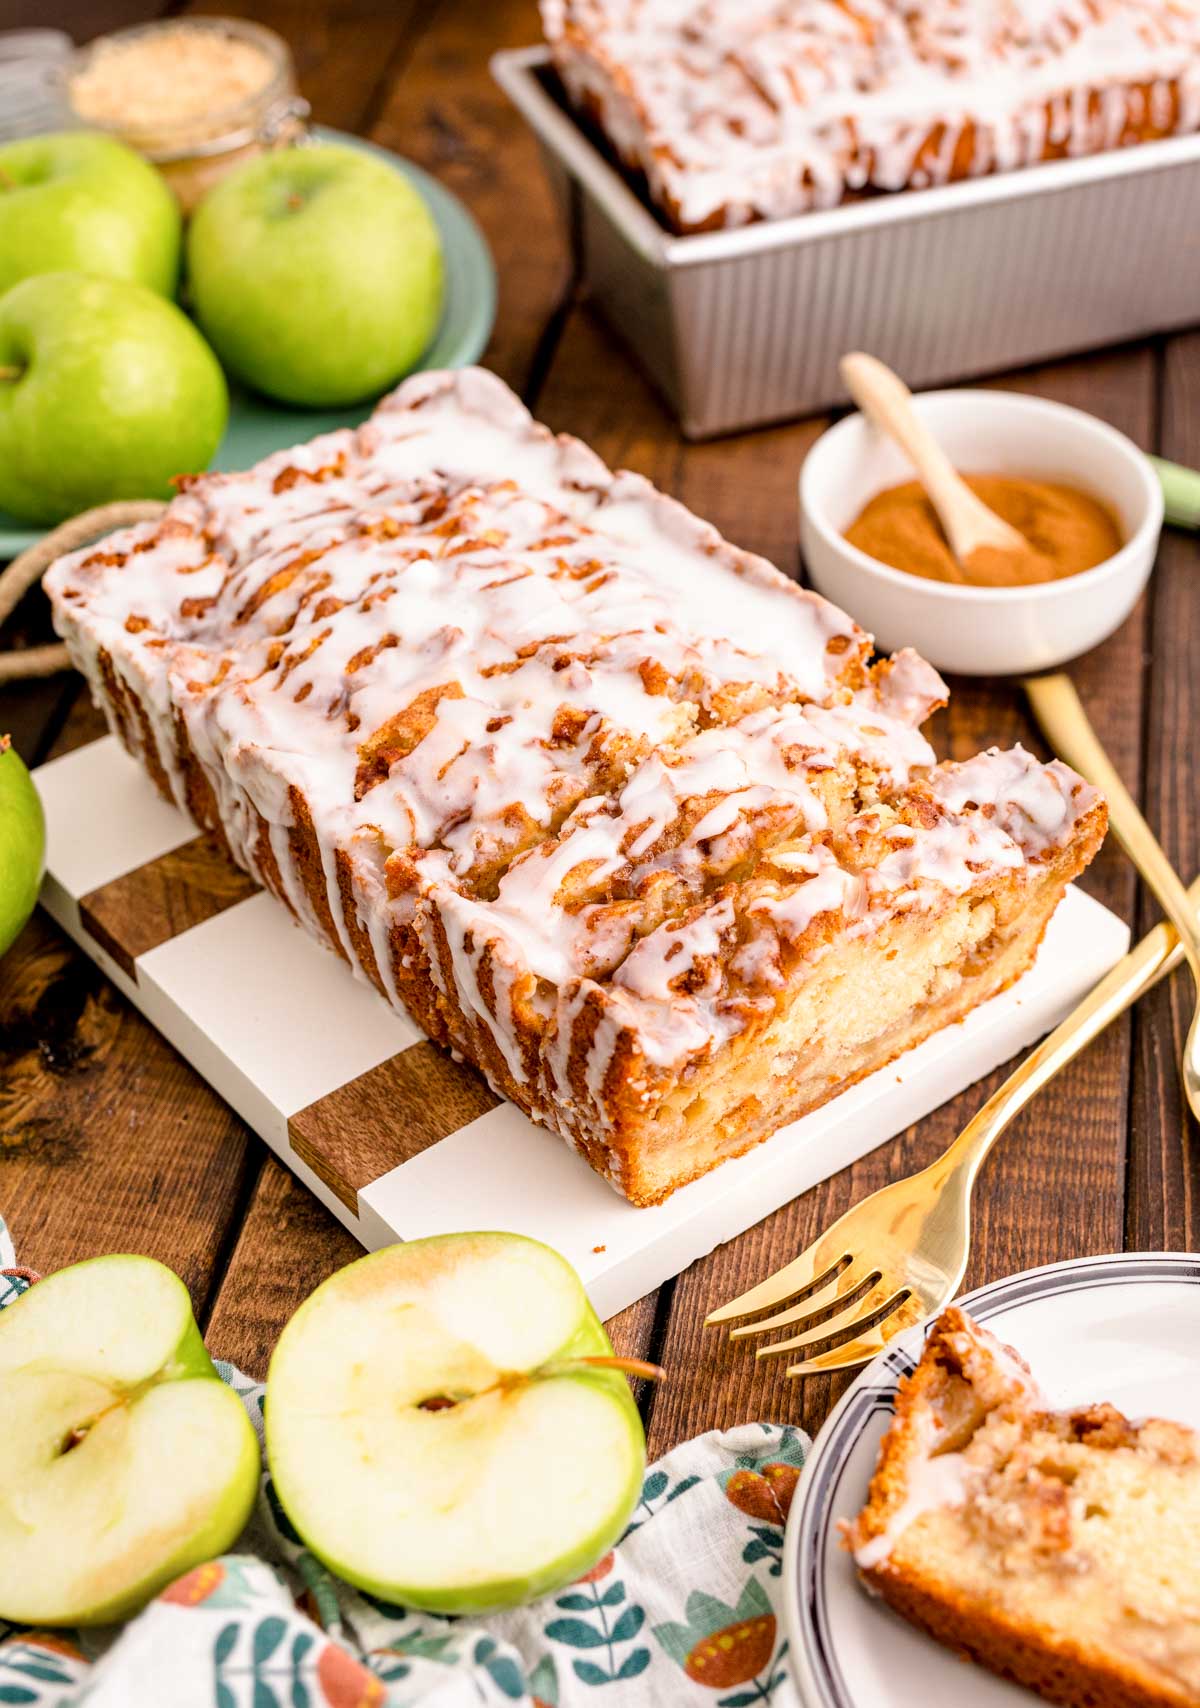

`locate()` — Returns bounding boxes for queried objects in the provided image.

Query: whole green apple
[0,130,180,299]
[0,734,45,958]
[187,142,444,407]
[0,272,228,525]
[0,1254,260,1626]
[266,1233,647,1614]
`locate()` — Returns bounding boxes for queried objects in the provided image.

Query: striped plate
[786,1251,1200,1708]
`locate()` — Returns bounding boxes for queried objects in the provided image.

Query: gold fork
[707,876,1199,1377]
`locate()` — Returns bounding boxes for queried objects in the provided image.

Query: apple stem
[546,1355,666,1383]
[415,1354,666,1413]
[0,168,13,192]
[0,365,21,383]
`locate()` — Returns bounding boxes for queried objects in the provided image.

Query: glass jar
[0,31,73,141]
[64,17,310,214]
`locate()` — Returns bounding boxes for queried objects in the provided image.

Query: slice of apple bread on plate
[846,1307,1200,1708]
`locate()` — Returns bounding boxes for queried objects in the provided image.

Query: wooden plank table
[3,0,1197,1459]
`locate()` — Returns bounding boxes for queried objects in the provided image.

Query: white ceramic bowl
[799,389,1163,676]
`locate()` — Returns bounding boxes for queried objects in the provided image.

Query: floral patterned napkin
[0,1229,808,1708]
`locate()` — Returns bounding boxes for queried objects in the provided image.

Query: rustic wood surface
[3,0,1197,1457]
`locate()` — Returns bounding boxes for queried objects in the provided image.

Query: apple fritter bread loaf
[541,0,1200,233]
[45,367,1105,1204]
[846,1308,1200,1708]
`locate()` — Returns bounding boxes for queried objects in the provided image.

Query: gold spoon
[1022,671,1200,1126]
[840,351,1200,1127]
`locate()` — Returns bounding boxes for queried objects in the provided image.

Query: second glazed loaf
[543,0,1200,232]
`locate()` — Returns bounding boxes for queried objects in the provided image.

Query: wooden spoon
[840,352,1028,584]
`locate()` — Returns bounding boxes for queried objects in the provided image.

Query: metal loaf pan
[493,46,1200,439]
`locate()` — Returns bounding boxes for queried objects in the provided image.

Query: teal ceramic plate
[0,127,497,558]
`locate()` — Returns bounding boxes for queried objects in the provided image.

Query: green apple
[0,1255,259,1626]
[0,130,180,300]
[0,272,228,525]
[187,142,443,407]
[0,734,44,958]
[266,1233,647,1614]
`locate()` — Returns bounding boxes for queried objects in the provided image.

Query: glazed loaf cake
[45,368,1105,1205]
[541,0,1200,232]
[846,1308,1200,1708]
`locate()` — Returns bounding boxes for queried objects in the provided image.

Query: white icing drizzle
[929,745,1103,856]
[854,1433,973,1571]
[747,844,870,950]
[543,0,1200,229]
[44,366,1101,1175]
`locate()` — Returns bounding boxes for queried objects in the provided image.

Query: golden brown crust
[871,1570,1195,1708]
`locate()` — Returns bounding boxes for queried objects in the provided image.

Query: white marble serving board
[35,736,1130,1320]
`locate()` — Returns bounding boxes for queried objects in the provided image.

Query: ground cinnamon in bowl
[845,475,1123,587]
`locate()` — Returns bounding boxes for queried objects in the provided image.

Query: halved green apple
[265,1233,647,1614]
[0,1255,260,1626]
[0,734,44,959]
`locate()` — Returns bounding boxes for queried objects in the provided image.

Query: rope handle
[0,500,168,685]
